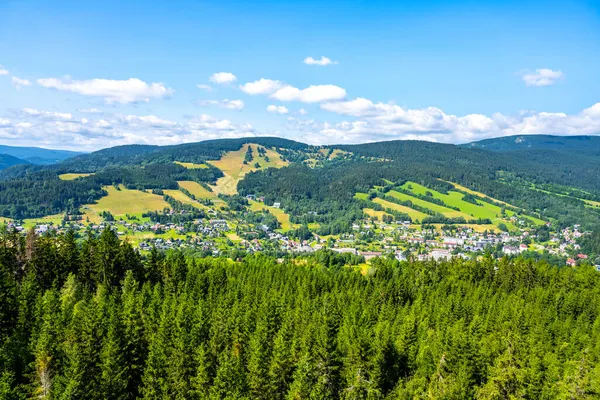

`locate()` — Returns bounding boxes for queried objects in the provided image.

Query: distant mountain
[463,135,600,153]
[0,153,30,170]
[0,145,83,165]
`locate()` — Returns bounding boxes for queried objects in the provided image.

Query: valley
[0,136,597,268]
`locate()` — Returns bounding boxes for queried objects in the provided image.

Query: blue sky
[0,0,599,150]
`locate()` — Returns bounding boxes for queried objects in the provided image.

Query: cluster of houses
[4,212,599,271]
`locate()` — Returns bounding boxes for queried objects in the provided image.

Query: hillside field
[173,161,209,169]
[83,185,170,222]
[249,200,297,231]
[372,197,429,221]
[58,173,94,180]
[387,190,471,219]
[208,144,288,194]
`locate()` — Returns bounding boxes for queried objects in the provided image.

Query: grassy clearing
[372,198,429,221]
[530,185,600,209]
[402,181,544,227]
[226,232,242,242]
[403,182,504,220]
[174,161,209,169]
[354,192,370,200]
[85,185,170,219]
[249,200,297,231]
[177,181,217,199]
[177,181,226,208]
[387,190,471,219]
[363,208,392,220]
[163,190,205,209]
[22,214,65,229]
[59,173,94,181]
[208,144,288,194]
[441,180,512,207]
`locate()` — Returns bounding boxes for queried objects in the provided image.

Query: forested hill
[1,135,600,231]
[0,145,82,165]
[464,134,600,155]
[0,153,29,170]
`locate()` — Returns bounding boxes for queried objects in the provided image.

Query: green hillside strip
[530,185,600,209]
[403,181,545,226]
[372,198,428,221]
[387,190,471,219]
[403,182,504,219]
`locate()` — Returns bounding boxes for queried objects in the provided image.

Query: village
[4,209,598,271]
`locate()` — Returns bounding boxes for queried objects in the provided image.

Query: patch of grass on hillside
[249,200,297,231]
[387,190,471,219]
[59,173,94,180]
[441,179,512,207]
[177,181,217,199]
[85,185,170,219]
[177,181,226,208]
[163,190,205,209]
[22,214,65,229]
[402,181,544,227]
[363,208,392,220]
[174,161,209,169]
[372,198,428,222]
[208,144,289,194]
[403,182,503,219]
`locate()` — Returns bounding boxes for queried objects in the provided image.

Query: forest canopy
[0,228,599,399]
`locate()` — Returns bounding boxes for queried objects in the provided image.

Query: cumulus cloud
[304,56,338,66]
[315,97,600,144]
[37,77,174,104]
[0,108,257,151]
[22,108,73,120]
[4,99,600,150]
[0,66,9,75]
[197,84,213,92]
[266,105,289,114]
[298,108,308,115]
[209,72,237,85]
[239,78,283,95]
[11,76,31,89]
[521,69,564,87]
[198,99,245,110]
[271,84,346,103]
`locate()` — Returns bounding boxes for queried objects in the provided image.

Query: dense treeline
[0,163,222,219]
[1,228,600,398]
[240,141,600,231]
[0,175,106,219]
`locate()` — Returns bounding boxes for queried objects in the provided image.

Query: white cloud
[198,99,245,110]
[11,76,31,89]
[315,97,600,144]
[78,108,103,114]
[239,78,283,95]
[0,66,8,75]
[4,99,600,150]
[197,84,213,92]
[37,77,174,104]
[0,109,257,151]
[267,105,289,115]
[271,84,346,103]
[209,72,237,85]
[304,56,338,66]
[22,108,73,120]
[521,69,564,87]
[298,108,308,115]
